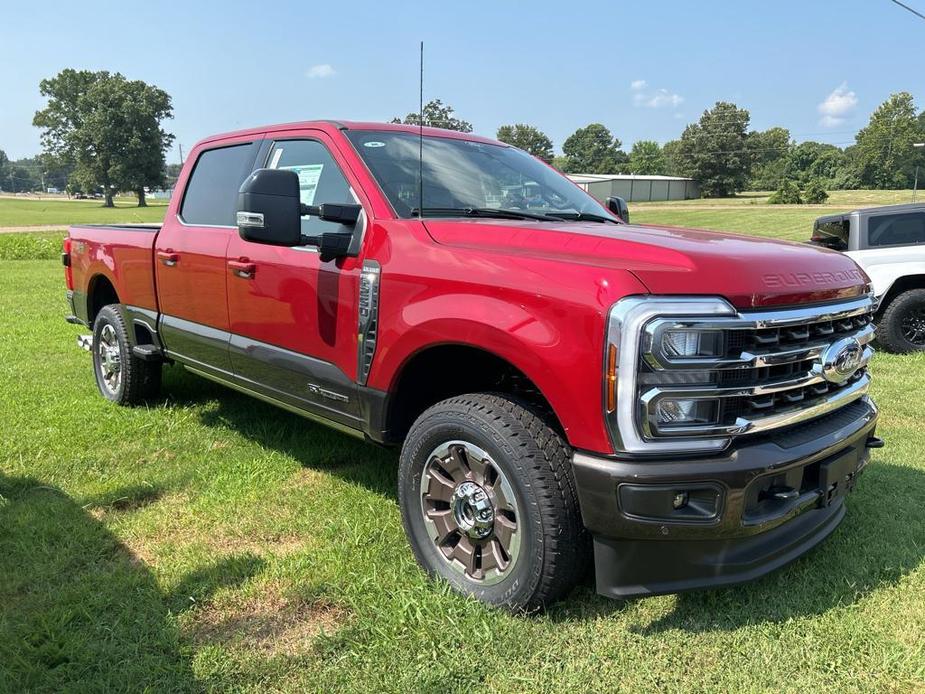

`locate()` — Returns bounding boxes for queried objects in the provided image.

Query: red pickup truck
[64,121,881,609]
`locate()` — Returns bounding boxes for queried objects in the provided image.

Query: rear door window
[811,217,849,250]
[867,212,925,248]
[181,143,257,226]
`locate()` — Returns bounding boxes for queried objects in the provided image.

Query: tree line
[394,93,925,198]
[3,70,923,204]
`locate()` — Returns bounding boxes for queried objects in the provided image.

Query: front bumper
[572,397,879,599]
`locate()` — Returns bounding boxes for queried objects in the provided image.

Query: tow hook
[865,436,885,449]
[77,335,93,352]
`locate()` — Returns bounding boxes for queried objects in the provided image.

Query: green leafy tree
[767,179,803,204]
[854,92,920,189]
[747,127,792,189]
[496,124,554,161]
[561,123,627,174]
[391,99,472,132]
[788,141,848,186]
[0,149,9,191]
[802,179,829,204]
[677,102,752,197]
[33,69,174,207]
[627,140,667,175]
[660,139,683,177]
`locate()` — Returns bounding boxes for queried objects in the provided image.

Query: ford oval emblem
[820,337,863,384]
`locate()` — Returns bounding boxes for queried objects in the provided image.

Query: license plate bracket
[818,449,863,507]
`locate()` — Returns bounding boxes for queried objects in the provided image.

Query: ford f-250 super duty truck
[64,121,882,609]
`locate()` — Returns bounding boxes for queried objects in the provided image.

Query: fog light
[655,398,718,426]
[662,330,721,358]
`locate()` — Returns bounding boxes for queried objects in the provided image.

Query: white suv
[812,203,925,352]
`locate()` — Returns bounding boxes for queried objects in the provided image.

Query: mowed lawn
[1,194,925,691]
[0,196,167,229]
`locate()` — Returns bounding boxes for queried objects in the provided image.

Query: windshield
[345,130,615,220]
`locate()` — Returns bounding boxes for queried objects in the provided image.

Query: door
[155,140,261,375]
[225,133,368,424]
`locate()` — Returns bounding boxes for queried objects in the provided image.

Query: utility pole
[914,143,924,203]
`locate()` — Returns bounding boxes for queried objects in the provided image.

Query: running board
[77,334,93,352]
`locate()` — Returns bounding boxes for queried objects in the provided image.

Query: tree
[803,179,829,204]
[747,127,792,189]
[788,141,849,188]
[0,150,8,191]
[561,123,627,174]
[391,98,472,132]
[33,69,174,207]
[854,92,920,189]
[677,102,752,197]
[496,124,554,161]
[767,179,803,204]
[627,140,667,175]
[661,139,683,177]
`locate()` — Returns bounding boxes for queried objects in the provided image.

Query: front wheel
[877,289,925,353]
[398,393,590,610]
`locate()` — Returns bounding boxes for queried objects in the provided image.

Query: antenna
[418,40,424,219]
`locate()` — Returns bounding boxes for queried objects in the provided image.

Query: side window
[266,139,355,239]
[867,212,925,248]
[181,143,255,226]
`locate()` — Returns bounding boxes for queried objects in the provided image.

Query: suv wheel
[877,289,925,353]
[398,393,589,610]
[92,305,161,405]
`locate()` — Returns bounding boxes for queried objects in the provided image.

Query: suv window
[811,217,849,251]
[266,139,355,239]
[181,143,256,226]
[867,212,925,248]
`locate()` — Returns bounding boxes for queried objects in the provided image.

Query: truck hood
[423,219,869,309]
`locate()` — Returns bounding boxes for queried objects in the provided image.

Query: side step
[77,334,93,352]
[131,344,165,362]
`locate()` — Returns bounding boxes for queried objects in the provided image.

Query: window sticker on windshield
[269,148,284,169]
[363,141,386,148]
[281,164,324,207]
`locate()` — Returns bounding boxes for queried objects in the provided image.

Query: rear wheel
[398,393,590,610]
[877,289,925,353]
[92,305,161,405]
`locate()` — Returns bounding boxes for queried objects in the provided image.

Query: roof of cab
[195,120,504,148]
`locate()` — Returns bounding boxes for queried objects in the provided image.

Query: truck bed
[66,224,162,325]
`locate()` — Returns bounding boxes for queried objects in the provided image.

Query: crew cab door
[225,132,369,426]
[155,139,262,376]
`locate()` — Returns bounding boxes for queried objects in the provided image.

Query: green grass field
[1,193,924,692]
[0,196,167,228]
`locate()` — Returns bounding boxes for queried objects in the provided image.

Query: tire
[91,304,162,405]
[877,289,925,353]
[398,393,590,611]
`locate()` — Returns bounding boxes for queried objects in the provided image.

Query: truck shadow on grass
[551,458,925,631]
[0,473,264,692]
[162,366,398,501]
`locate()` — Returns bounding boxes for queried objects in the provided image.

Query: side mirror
[236,168,303,246]
[606,196,630,223]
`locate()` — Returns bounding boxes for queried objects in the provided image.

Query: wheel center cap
[451,481,494,539]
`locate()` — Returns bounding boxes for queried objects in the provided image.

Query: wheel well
[385,345,564,443]
[877,275,925,316]
[87,275,119,325]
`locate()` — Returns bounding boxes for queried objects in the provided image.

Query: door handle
[228,259,257,279]
[157,251,179,267]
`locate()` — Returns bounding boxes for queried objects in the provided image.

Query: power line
[889,0,925,20]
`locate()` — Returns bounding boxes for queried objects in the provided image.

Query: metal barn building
[568,173,700,202]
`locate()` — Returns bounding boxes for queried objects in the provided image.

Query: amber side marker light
[606,344,617,412]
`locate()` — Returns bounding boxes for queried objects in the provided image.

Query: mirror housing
[236,168,303,246]
[606,196,630,223]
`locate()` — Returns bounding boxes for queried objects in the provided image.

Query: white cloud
[632,86,684,109]
[817,83,857,127]
[306,64,335,79]
[630,79,647,91]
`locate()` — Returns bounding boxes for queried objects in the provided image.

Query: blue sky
[2,0,923,161]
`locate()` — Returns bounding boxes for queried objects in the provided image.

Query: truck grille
[637,295,875,440]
